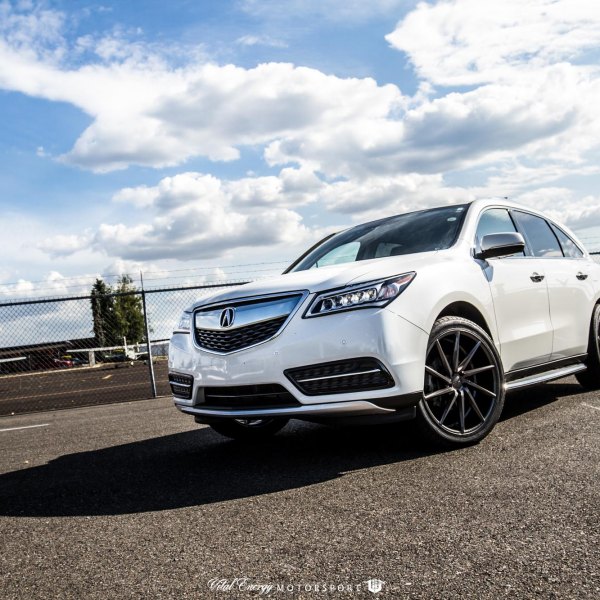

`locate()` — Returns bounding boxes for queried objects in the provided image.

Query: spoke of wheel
[424,387,455,401]
[463,364,495,377]
[458,341,481,371]
[439,394,457,425]
[464,379,496,398]
[458,391,465,434]
[436,339,453,376]
[452,332,461,371]
[465,387,485,422]
[425,365,452,385]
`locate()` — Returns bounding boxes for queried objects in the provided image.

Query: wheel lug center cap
[451,374,462,389]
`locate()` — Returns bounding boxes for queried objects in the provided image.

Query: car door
[475,208,553,372]
[511,211,595,362]
[544,222,595,359]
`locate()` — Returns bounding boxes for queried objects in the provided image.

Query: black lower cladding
[200,384,301,410]
[195,316,287,353]
[168,372,194,400]
[285,357,395,396]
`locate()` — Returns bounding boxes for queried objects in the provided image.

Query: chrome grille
[195,316,287,353]
[193,293,304,354]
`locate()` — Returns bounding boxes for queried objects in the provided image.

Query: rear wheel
[417,316,505,447]
[576,304,600,390]
[209,417,289,441]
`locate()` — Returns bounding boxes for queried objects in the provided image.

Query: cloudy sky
[2,0,600,298]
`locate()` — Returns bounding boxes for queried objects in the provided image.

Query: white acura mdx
[169,199,600,446]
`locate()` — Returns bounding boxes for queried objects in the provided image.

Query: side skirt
[505,355,587,391]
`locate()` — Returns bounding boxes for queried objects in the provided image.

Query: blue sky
[1,0,600,298]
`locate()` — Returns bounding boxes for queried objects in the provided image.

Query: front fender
[385,257,498,345]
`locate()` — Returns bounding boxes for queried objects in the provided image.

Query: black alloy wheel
[576,304,600,390]
[417,316,505,446]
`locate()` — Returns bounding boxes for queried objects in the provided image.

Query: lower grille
[195,316,287,353]
[285,358,394,396]
[201,384,300,410]
[169,372,194,400]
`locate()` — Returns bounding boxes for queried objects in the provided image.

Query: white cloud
[0,270,99,300]
[0,1,66,61]
[88,172,313,261]
[320,173,471,216]
[113,185,159,208]
[4,0,600,277]
[386,0,600,87]
[3,0,599,185]
[0,4,404,173]
[35,160,600,266]
[513,189,600,231]
[236,35,287,48]
[37,233,92,257]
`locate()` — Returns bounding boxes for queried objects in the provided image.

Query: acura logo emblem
[220,307,236,328]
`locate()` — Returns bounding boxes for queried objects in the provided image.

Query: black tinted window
[476,209,523,257]
[550,224,584,258]
[291,205,468,271]
[513,212,562,257]
[476,209,517,242]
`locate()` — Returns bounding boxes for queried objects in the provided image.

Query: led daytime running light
[310,273,415,316]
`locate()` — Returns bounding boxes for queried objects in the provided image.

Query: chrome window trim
[472,205,588,261]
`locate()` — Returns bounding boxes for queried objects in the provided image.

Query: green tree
[113,275,145,345]
[90,275,145,349]
[90,278,116,347]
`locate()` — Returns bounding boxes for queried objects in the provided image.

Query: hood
[188,250,448,309]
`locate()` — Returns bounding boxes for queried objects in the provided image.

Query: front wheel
[209,417,289,441]
[417,316,505,447]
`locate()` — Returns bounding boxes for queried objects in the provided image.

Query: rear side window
[549,224,584,258]
[512,211,562,257]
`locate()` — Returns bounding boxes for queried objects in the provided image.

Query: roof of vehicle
[331,198,587,256]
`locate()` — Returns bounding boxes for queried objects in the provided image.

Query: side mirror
[475,232,525,260]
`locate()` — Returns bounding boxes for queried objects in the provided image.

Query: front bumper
[169,303,428,420]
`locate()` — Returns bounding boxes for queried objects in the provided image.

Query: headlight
[305,272,416,317]
[175,311,192,332]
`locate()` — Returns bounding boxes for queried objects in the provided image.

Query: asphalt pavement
[0,377,598,599]
[0,361,170,416]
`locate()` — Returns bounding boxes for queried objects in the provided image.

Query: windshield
[290,204,469,272]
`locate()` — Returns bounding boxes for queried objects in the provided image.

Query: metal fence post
[141,273,157,399]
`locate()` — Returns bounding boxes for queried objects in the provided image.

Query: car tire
[576,304,600,390]
[208,418,289,441]
[416,316,505,447]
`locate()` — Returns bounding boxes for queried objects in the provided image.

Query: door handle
[530,272,545,283]
[576,272,588,281]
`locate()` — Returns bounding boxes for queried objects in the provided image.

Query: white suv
[169,199,600,446]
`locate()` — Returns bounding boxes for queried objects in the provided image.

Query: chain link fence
[2,255,599,417]
[0,282,246,416]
